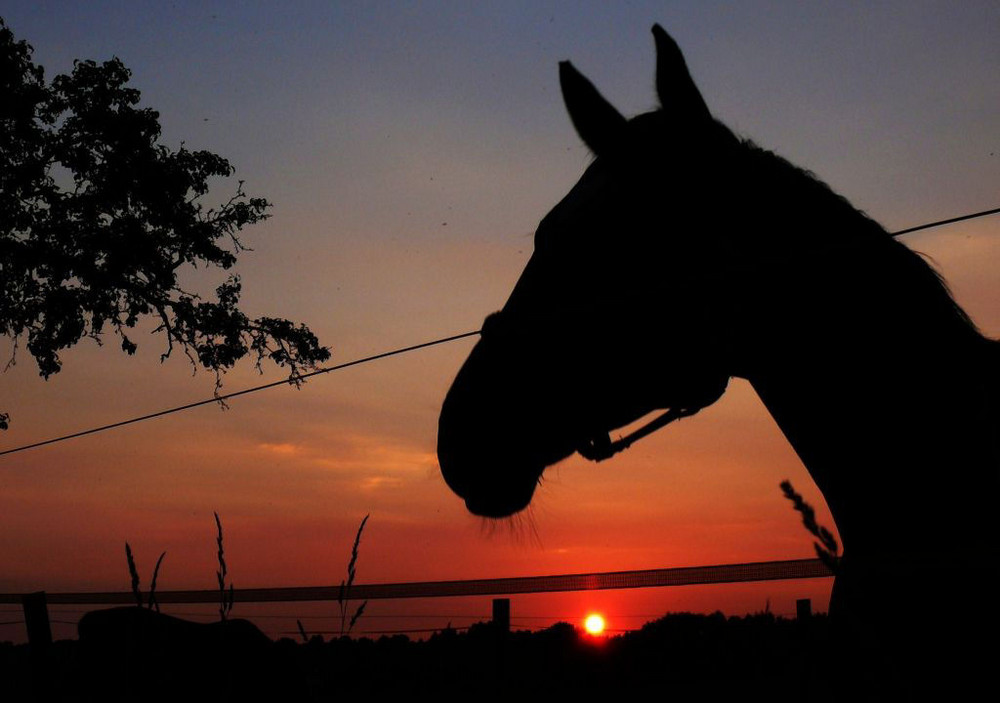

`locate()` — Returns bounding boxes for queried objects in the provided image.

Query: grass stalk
[125,542,141,607]
[215,511,234,621]
[125,543,167,611]
[148,551,166,612]
[338,514,369,636]
[780,480,839,572]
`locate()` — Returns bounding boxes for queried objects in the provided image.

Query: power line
[0,330,480,458]
[1,205,998,459]
[890,206,1000,237]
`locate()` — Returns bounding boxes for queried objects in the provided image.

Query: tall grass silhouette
[338,514,369,637]
[124,541,166,612]
[215,511,234,621]
[780,480,839,573]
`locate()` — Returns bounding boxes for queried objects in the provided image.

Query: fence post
[492,598,510,633]
[21,591,53,650]
[796,598,813,699]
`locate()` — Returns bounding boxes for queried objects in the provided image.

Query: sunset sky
[2,2,998,640]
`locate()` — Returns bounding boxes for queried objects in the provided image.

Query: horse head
[438,26,742,517]
[438,24,1000,699]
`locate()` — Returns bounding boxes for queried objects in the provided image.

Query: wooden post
[492,598,510,633]
[796,598,813,698]
[21,591,52,649]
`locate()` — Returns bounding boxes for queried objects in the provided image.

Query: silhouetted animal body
[77,606,275,701]
[438,25,999,700]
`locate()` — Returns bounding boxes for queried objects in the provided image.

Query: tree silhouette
[0,18,330,429]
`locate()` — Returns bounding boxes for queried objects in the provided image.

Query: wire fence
[1,557,833,642]
[0,557,832,606]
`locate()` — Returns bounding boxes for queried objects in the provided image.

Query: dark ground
[2,610,835,702]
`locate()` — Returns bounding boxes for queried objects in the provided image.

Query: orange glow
[584,613,606,635]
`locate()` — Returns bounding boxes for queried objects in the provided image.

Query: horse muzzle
[437,398,548,517]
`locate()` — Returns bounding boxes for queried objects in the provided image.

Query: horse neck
[737,241,999,555]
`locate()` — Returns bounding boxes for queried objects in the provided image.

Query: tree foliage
[0,19,330,429]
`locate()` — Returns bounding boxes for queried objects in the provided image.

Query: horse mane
[734,136,991,349]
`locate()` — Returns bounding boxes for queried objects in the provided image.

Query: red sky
[2,3,998,641]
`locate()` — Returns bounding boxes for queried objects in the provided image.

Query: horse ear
[559,61,627,156]
[652,24,711,120]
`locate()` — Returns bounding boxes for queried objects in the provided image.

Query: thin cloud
[257,442,301,455]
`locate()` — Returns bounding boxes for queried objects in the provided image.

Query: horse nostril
[438,425,541,516]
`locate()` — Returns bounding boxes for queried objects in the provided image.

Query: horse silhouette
[438,25,999,699]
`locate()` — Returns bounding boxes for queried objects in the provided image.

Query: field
[2,609,834,702]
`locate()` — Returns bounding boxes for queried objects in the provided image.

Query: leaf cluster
[0,18,330,419]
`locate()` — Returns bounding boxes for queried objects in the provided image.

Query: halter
[480,310,714,463]
[577,405,703,462]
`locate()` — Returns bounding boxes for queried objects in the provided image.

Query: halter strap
[482,310,711,462]
[577,406,702,462]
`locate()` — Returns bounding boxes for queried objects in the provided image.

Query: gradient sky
[2,2,998,639]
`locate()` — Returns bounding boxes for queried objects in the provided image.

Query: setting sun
[584,613,606,635]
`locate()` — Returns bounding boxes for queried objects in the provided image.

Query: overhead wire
[0,330,479,458]
[1,206,998,459]
[889,206,1000,237]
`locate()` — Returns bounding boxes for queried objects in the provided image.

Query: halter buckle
[577,406,700,462]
